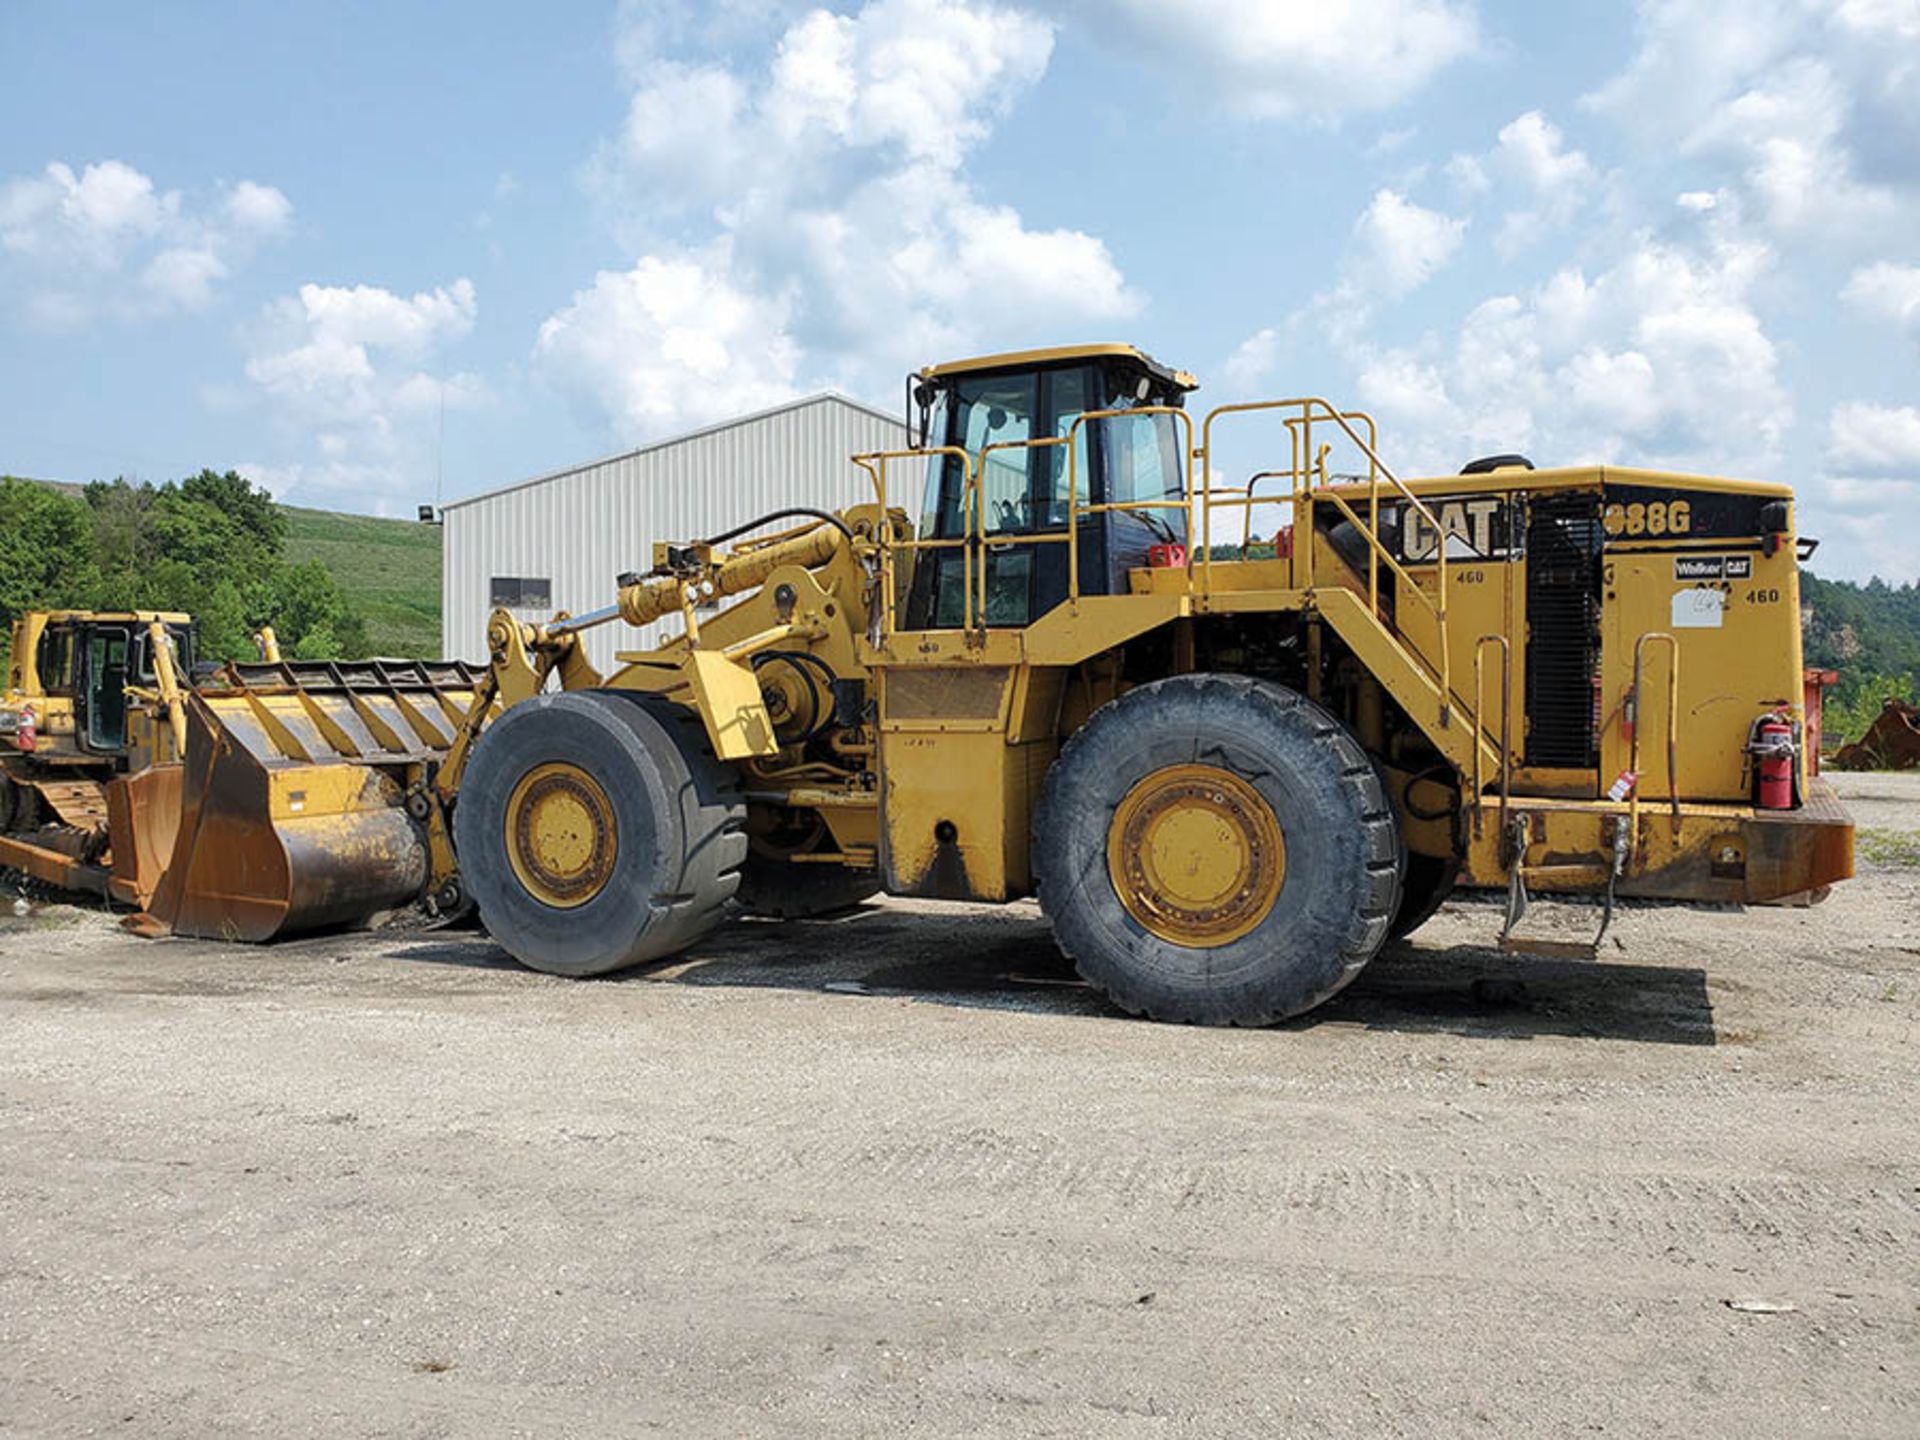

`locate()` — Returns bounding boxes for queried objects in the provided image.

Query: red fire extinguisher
[1751,712,1795,810]
[15,704,36,753]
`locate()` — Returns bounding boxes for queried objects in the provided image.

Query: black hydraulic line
[700,507,854,547]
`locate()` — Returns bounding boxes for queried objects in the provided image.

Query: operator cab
[904,344,1197,629]
[31,614,195,753]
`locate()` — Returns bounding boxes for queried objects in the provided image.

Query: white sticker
[1671,586,1724,629]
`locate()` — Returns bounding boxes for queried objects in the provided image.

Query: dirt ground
[1,774,1916,1437]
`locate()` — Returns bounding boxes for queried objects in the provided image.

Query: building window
[490,576,552,609]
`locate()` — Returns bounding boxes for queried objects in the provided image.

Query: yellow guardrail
[852,446,978,630]
[1472,634,1513,834]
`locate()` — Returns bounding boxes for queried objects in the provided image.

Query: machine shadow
[389,905,1717,1046]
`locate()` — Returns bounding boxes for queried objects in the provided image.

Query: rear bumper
[1461,778,1854,905]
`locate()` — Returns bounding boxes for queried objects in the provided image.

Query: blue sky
[2,0,1917,581]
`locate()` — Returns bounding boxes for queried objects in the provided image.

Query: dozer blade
[105,764,182,910]
[129,658,490,942]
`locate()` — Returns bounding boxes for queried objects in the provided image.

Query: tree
[0,479,96,622]
[266,559,368,660]
[71,470,371,663]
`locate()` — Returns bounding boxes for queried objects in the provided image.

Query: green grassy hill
[283,506,440,658]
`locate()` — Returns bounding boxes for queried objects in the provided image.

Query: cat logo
[1401,496,1509,562]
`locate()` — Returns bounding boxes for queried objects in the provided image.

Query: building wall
[441,395,906,675]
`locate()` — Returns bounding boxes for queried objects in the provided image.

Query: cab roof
[30,610,194,624]
[921,343,1198,392]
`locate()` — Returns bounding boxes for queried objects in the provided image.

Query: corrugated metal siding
[442,395,907,675]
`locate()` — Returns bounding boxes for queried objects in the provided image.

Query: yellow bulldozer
[111,343,1853,1024]
[0,609,202,896]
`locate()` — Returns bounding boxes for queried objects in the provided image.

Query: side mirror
[904,377,937,449]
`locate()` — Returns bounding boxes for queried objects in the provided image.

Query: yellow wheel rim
[1107,763,1286,947]
[504,762,618,909]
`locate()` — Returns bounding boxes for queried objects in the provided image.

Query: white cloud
[1345,233,1789,478]
[240,278,483,506]
[1827,402,1920,475]
[554,0,1140,441]
[140,247,227,309]
[1078,0,1480,121]
[0,159,170,264]
[1843,261,1920,347]
[1220,327,1282,395]
[535,244,801,436]
[1586,2,1918,246]
[1436,111,1602,258]
[1355,352,1456,432]
[1687,58,1897,237]
[1487,110,1597,254]
[1351,189,1466,297]
[225,180,293,233]
[0,159,291,325]
[1496,110,1595,195]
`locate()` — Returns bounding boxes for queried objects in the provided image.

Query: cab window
[35,627,76,695]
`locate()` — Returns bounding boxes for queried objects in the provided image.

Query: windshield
[919,367,1099,540]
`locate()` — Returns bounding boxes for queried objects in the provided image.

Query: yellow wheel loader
[139,344,1855,1025]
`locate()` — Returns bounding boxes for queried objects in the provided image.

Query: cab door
[903,365,1101,629]
[78,624,133,752]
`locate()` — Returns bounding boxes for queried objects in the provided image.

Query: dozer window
[129,625,194,682]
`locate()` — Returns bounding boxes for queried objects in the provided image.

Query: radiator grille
[1524,495,1604,768]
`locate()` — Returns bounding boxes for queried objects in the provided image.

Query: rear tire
[455,690,746,977]
[1033,675,1401,1026]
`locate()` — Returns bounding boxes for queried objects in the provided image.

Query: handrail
[1627,632,1682,847]
[1471,634,1513,841]
[1199,400,1444,578]
[852,446,977,632]
[852,398,1486,764]
[1314,488,1454,722]
[974,434,1073,626]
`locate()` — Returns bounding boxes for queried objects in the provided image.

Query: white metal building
[440,393,905,674]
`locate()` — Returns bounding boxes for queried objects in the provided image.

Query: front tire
[1033,675,1401,1025]
[455,691,746,977]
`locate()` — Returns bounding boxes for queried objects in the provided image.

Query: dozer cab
[148,343,1855,1026]
[0,610,198,893]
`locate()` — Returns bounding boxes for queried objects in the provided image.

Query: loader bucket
[130,657,490,942]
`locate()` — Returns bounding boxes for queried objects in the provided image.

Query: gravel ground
[1,773,1916,1437]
